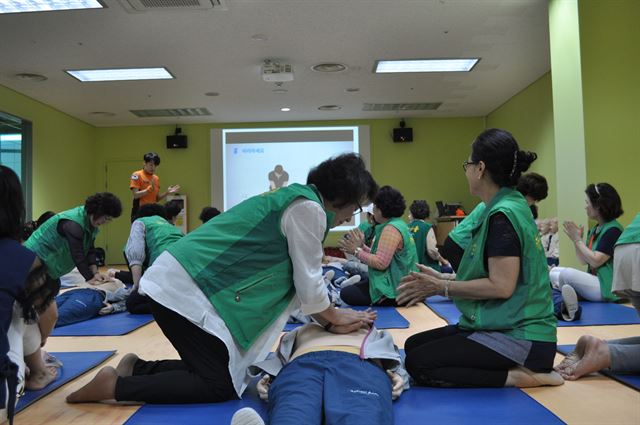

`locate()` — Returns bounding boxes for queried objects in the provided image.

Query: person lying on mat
[1,165,62,423]
[230,322,408,425]
[24,192,122,284]
[65,153,378,405]
[439,172,548,272]
[396,129,562,389]
[550,183,624,303]
[55,279,129,327]
[556,212,640,380]
[338,186,419,306]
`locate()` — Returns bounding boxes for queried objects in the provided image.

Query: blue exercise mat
[51,312,154,336]
[425,297,640,327]
[284,306,409,331]
[557,344,640,391]
[16,350,115,412]
[125,368,562,425]
[557,302,640,327]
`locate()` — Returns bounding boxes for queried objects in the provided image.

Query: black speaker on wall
[167,134,188,149]
[392,127,413,143]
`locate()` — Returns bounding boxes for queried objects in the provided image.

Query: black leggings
[404,325,516,387]
[114,299,236,403]
[340,280,397,306]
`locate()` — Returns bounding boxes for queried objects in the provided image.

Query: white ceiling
[0,0,550,127]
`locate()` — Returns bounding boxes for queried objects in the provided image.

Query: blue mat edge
[16,350,116,412]
[557,344,640,392]
[51,313,154,336]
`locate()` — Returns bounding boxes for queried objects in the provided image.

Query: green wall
[579,0,640,226]
[486,72,557,219]
[95,117,484,248]
[0,85,96,219]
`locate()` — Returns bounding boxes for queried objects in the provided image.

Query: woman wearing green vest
[397,128,561,388]
[556,212,640,380]
[407,200,446,272]
[67,153,378,405]
[441,172,548,272]
[24,193,122,284]
[549,183,624,302]
[339,186,419,306]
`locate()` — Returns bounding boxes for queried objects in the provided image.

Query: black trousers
[404,325,516,387]
[339,280,398,307]
[114,299,236,403]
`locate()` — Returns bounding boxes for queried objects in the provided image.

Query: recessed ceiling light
[318,105,342,111]
[204,92,220,97]
[345,88,360,93]
[66,67,174,82]
[272,88,288,94]
[312,63,348,73]
[251,34,268,41]
[0,0,104,14]
[374,58,479,73]
[280,107,291,112]
[14,73,47,82]
[89,111,115,117]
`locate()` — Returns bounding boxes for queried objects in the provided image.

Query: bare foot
[26,366,58,390]
[66,366,118,403]
[115,353,139,377]
[557,335,611,380]
[505,366,564,387]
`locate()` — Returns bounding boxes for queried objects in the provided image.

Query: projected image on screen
[216,126,368,232]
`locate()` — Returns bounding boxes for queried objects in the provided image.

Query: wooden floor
[12,302,640,424]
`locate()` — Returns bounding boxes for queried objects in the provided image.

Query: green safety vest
[448,203,486,250]
[368,218,419,303]
[587,219,624,301]
[24,206,98,279]
[455,188,556,342]
[408,219,440,271]
[136,216,184,265]
[616,213,640,246]
[168,184,333,350]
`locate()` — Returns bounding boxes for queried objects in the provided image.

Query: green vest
[616,213,640,246]
[455,188,556,342]
[168,184,332,350]
[587,219,624,301]
[368,218,419,303]
[137,216,184,265]
[358,221,375,246]
[448,203,486,250]
[408,219,440,271]
[24,206,98,279]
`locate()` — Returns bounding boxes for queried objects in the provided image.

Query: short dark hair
[136,203,166,219]
[0,165,25,240]
[307,153,378,208]
[143,152,161,165]
[409,200,430,220]
[19,264,61,323]
[85,192,122,219]
[36,211,56,228]
[471,128,537,187]
[374,186,406,219]
[164,200,183,221]
[199,206,221,223]
[22,210,56,241]
[585,183,623,222]
[530,204,539,220]
[517,172,548,202]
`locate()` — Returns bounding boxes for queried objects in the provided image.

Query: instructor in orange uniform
[130,152,180,221]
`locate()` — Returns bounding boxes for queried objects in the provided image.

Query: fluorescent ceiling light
[375,59,479,73]
[0,0,104,14]
[66,67,174,82]
[280,107,291,112]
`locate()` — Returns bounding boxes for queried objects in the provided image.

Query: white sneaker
[339,274,361,288]
[561,285,579,321]
[230,407,265,425]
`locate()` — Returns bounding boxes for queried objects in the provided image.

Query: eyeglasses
[462,160,478,172]
[352,201,363,216]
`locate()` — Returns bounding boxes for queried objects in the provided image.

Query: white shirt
[140,198,331,397]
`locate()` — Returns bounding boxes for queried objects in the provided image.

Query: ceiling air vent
[130,108,212,118]
[362,102,442,111]
[120,0,227,12]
